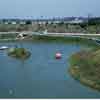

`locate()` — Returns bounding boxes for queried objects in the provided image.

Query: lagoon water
[0,41,100,98]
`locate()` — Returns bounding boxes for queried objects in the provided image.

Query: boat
[0,46,9,50]
[55,52,62,59]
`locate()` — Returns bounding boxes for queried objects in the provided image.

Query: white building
[68,18,84,24]
[11,21,17,25]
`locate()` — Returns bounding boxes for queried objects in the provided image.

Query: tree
[25,20,32,25]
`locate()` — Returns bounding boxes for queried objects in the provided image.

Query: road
[0,32,100,36]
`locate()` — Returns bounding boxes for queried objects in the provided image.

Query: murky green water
[0,41,100,98]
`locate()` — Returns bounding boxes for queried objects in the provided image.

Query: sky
[0,0,99,18]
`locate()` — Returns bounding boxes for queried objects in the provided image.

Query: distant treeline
[67,18,100,30]
[88,18,100,25]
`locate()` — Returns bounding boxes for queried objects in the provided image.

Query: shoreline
[0,32,99,48]
[69,66,100,92]
[69,48,100,92]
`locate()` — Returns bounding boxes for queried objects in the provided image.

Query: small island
[69,48,100,91]
[7,47,31,59]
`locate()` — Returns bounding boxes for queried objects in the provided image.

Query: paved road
[0,32,100,36]
[45,33,100,36]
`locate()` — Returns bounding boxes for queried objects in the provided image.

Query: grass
[69,47,100,91]
[0,33,17,39]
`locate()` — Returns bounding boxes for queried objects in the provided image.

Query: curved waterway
[0,41,100,98]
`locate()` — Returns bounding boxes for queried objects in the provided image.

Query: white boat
[0,46,9,50]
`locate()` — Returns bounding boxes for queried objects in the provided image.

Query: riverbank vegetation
[32,35,99,48]
[7,48,31,59]
[69,47,100,91]
[0,34,99,48]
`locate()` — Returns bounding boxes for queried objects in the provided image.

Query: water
[0,41,100,98]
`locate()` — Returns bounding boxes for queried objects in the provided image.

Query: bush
[8,48,31,60]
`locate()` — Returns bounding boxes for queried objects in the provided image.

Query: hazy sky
[0,0,99,18]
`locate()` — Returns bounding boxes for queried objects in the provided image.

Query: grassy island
[7,48,31,59]
[69,48,100,91]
